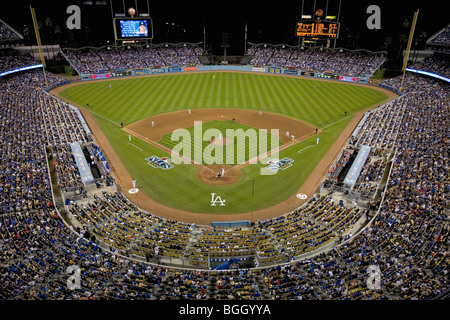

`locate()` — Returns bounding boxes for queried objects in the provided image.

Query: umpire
[216,172,223,180]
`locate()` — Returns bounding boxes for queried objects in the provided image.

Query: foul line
[232,129,317,173]
[52,92,122,128]
[128,143,143,152]
[123,127,216,173]
[297,144,315,153]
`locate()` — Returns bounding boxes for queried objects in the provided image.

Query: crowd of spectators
[0,19,21,41]
[408,53,450,78]
[427,24,450,51]
[61,43,386,78]
[247,45,386,77]
[159,270,210,300]
[64,44,203,74]
[0,49,36,73]
[0,48,448,300]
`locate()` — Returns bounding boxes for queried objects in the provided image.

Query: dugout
[211,220,251,228]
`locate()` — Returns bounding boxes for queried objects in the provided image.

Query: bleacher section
[0,48,448,300]
[0,18,23,42]
[64,44,203,74]
[247,44,386,77]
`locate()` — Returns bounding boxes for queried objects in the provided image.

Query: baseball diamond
[54,71,395,219]
[1,1,448,305]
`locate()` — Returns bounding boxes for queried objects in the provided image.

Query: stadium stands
[0,45,448,300]
[246,44,386,77]
[426,24,450,53]
[63,43,203,74]
[0,18,23,42]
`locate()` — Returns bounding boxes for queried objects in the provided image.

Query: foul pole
[400,9,419,92]
[30,6,48,88]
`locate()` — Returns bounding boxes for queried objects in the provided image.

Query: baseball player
[216,172,223,180]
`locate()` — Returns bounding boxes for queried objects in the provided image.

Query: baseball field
[54,71,394,222]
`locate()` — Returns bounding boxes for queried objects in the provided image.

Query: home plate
[296,193,307,200]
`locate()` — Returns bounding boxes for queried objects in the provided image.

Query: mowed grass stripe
[154,75,184,113]
[231,73,241,107]
[118,79,151,121]
[148,76,173,106]
[295,81,326,126]
[195,73,211,107]
[277,77,305,119]
[287,78,322,124]
[315,86,341,122]
[149,75,182,113]
[274,77,303,119]
[189,73,207,107]
[260,75,282,114]
[174,73,200,108]
[236,73,249,108]
[206,74,217,107]
[251,74,270,110]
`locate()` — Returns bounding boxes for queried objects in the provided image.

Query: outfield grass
[58,72,389,215]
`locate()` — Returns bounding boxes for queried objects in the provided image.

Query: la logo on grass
[210,193,226,206]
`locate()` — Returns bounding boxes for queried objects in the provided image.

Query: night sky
[1,0,446,55]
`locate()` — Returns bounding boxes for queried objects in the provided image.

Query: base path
[124,108,316,147]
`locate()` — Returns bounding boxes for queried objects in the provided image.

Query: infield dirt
[123,108,318,185]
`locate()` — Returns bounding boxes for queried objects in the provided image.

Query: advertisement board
[339,75,360,82]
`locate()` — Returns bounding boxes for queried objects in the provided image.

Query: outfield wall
[78,65,372,84]
[76,65,373,83]
[43,63,404,96]
[74,64,405,95]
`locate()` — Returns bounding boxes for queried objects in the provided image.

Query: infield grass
[158,120,282,166]
[58,72,389,215]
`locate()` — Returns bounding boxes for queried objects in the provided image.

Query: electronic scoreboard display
[295,20,339,39]
[113,18,153,40]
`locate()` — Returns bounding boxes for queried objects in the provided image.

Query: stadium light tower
[221,33,230,64]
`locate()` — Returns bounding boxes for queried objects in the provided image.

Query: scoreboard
[296,20,339,39]
[113,18,154,40]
